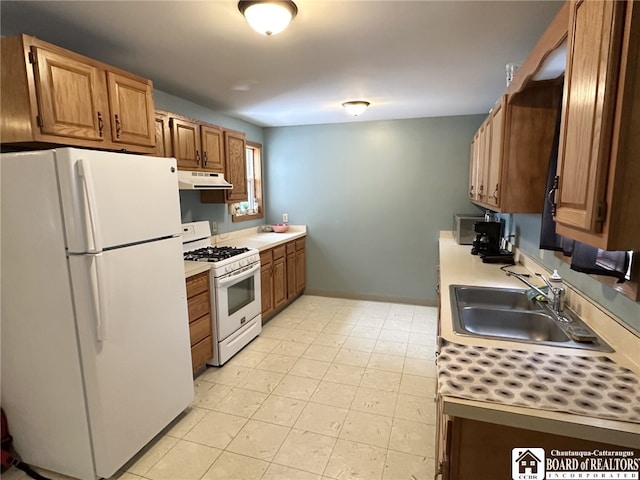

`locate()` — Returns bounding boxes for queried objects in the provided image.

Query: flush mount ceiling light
[238,1,298,36]
[342,101,370,116]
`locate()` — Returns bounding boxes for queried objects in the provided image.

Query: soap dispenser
[549,270,565,313]
[549,269,563,287]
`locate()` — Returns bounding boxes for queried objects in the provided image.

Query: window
[232,141,264,222]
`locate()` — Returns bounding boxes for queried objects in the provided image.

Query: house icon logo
[512,448,545,480]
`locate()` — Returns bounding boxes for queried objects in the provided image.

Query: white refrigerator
[1,148,194,480]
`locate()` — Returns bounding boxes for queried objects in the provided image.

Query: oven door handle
[217,262,260,287]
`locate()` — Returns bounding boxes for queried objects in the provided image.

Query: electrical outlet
[211,221,218,234]
[282,213,288,223]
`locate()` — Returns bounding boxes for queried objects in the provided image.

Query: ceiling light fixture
[342,101,370,117]
[238,1,298,36]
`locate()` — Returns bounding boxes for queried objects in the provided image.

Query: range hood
[178,170,233,190]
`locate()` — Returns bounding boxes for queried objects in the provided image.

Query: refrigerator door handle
[89,253,108,341]
[77,159,103,253]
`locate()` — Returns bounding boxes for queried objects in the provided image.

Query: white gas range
[181,221,262,366]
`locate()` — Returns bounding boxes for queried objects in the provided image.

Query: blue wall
[264,116,485,305]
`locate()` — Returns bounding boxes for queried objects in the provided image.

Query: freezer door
[68,236,193,478]
[1,150,97,480]
[55,148,181,253]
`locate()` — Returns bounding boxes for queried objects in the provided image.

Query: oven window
[227,275,255,316]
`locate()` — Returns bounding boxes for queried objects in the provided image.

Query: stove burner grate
[184,246,250,262]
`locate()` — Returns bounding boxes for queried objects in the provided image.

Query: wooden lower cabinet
[294,238,306,293]
[435,396,639,480]
[273,245,287,309]
[260,237,306,322]
[286,243,296,299]
[186,271,213,373]
[260,250,274,317]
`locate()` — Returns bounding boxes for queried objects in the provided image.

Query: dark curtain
[538,90,629,282]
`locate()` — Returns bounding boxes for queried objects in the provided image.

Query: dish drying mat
[437,339,640,424]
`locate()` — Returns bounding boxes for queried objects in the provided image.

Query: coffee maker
[471,221,514,263]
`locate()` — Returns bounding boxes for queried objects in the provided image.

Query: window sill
[232,211,263,223]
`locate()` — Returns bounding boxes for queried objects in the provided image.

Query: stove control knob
[226,265,233,273]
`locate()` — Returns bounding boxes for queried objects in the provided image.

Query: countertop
[438,231,640,448]
[213,225,307,252]
[183,225,307,278]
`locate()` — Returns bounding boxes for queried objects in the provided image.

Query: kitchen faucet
[505,271,567,318]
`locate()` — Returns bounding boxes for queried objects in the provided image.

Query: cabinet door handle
[203,151,208,167]
[469,185,474,197]
[195,150,201,166]
[493,184,499,203]
[548,175,559,215]
[478,184,484,199]
[114,114,121,139]
[97,112,104,137]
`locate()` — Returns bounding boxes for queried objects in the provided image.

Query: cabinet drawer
[189,314,211,346]
[286,242,296,255]
[295,238,305,251]
[273,245,286,259]
[186,271,209,298]
[191,336,213,371]
[260,249,272,266]
[188,291,210,322]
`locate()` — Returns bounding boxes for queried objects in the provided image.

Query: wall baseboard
[303,289,436,307]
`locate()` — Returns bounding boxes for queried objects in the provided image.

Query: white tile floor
[5,295,439,480]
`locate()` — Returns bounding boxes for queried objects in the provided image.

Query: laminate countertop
[183,225,307,279]
[438,231,640,448]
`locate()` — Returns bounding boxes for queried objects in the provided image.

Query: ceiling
[0,1,564,127]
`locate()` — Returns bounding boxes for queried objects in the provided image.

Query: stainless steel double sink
[449,285,613,352]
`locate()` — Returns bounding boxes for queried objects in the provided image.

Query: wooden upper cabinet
[468,134,479,201]
[553,0,640,251]
[468,2,567,214]
[170,117,202,170]
[31,46,105,142]
[470,83,562,214]
[556,0,623,233]
[471,118,490,204]
[201,125,225,173]
[486,99,504,208]
[169,116,225,173]
[0,34,156,153]
[154,111,171,157]
[224,129,248,203]
[106,71,155,147]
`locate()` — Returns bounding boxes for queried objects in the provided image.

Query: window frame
[232,140,264,223]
